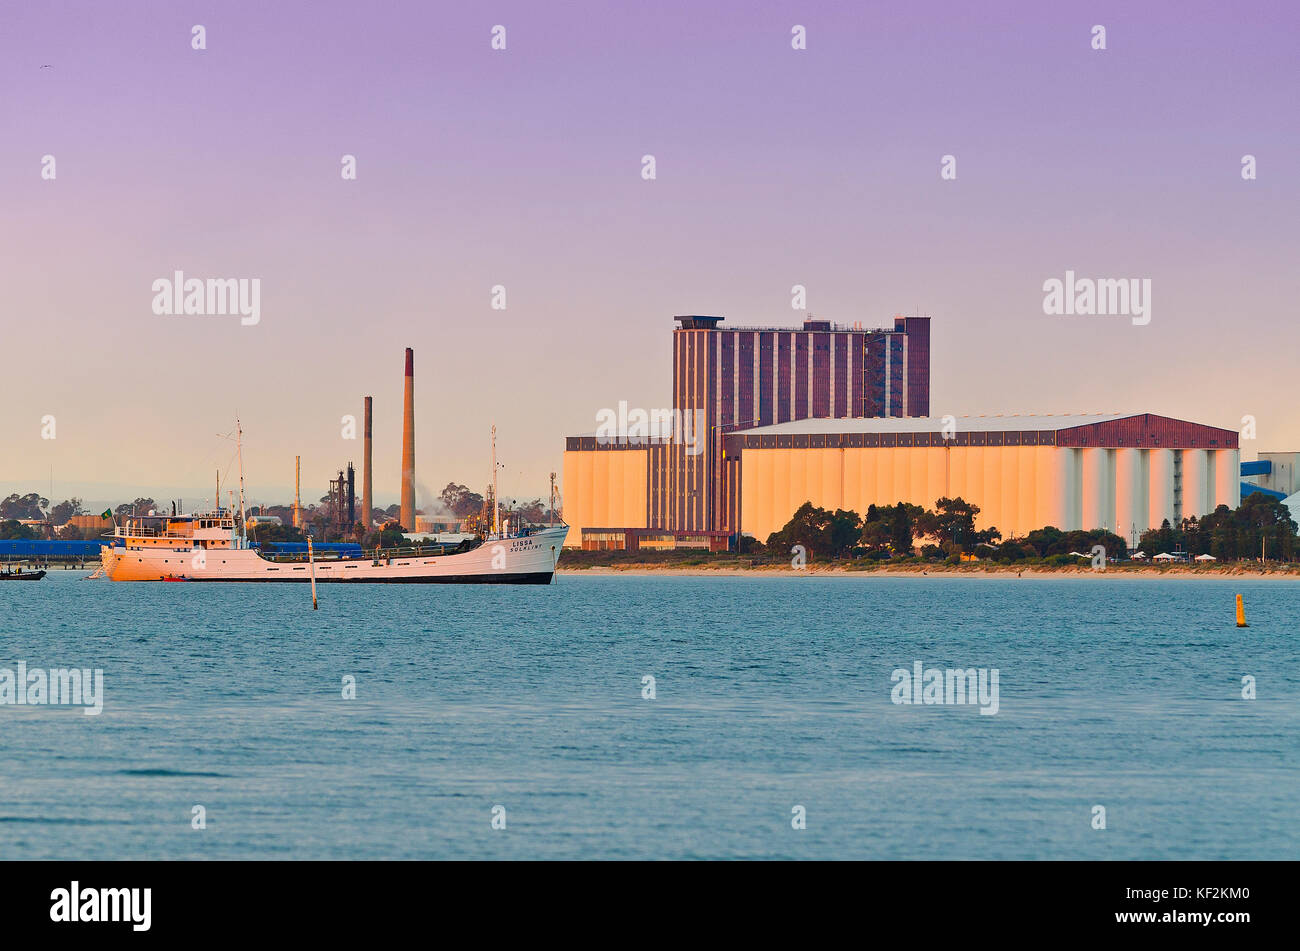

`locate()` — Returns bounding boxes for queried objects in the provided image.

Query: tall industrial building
[672,313,931,428]
[564,313,932,539]
[563,315,1241,549]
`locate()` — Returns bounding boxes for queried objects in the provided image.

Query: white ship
[98,417,567,583]
[98,511,566,584]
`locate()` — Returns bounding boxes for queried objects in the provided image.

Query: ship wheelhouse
[112,511,242,551]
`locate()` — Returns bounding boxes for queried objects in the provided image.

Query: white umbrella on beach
[1194,553,1217,561]
[1153,552,1177,561]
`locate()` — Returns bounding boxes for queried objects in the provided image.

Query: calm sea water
[1,570,1296,860]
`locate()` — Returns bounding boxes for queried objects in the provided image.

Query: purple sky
[2,0,1297,509]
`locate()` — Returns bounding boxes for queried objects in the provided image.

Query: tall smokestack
[363,396,373,532]
[346,463,356,529]
[400,348,416,531]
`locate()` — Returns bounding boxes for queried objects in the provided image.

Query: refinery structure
[562,314,1240,549]
[280,348,436,538]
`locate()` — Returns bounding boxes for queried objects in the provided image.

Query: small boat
[0,569,46,581]
[161,575,188,582]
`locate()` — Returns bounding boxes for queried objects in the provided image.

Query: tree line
[764,497,1003,561]
[1,479,564,545]
[759,490,1298,564]
[1137,493,1297,561]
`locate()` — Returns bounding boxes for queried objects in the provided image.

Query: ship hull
[184,571,554,584]
[100,526,568,583]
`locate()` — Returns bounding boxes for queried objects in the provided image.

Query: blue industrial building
[0,540,105,558]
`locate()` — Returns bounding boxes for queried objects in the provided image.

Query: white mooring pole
[307,535,318,610]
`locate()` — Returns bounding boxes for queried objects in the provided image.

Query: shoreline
[558,564,1300,579]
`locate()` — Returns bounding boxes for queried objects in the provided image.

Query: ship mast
[491,424,498,536]
[236,417,248,543]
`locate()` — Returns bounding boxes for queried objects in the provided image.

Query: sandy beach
[558,564,1300,579]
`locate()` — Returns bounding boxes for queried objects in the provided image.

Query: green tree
[1,493,48,520]
[860,502,927,555]
[250,523,305,544]
[1138,519,1180,558]
[114,498,156,518]
[1233,492,1296,560]
[0,519,37,540]
[48,498,85,525]
[766,502,862,559]
[828,508,864,556]
[990,539,1030,562]
[363,527,409,551]
[512,499,551,525]
[440,483,486,519]
[925,497,995,553]
[1113,495,1295,563]
[1025,527,1126,559]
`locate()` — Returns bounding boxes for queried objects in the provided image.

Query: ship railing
[486,524,562,542]
[257,542,471,563]
[113,527,196,540]
[370,541,472,559]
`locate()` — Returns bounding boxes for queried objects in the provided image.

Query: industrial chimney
[400,348,416,532]
[363,396,373,532]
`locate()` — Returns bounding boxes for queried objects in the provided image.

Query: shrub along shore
[560,491,1300,575]
[557,549,1300,576]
